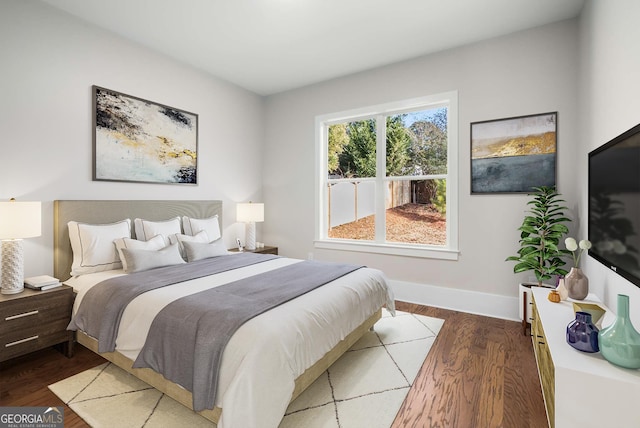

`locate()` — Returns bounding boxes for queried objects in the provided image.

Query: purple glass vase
[566,311,599,353]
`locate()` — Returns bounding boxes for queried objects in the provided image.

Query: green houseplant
[506,186,571,287]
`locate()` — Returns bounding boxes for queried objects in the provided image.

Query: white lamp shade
[0,201,42,239]
[237,203,264,223]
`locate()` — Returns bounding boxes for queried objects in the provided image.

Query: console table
[531,287,640,427]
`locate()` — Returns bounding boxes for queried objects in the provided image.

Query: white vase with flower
[564,237,591,300]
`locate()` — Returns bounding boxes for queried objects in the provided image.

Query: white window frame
[314,91,459,260]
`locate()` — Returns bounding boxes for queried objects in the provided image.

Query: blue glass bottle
[566,311,599,353]
[598,294,640,369]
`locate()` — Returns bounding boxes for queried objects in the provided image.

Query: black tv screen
[588,123,640,287]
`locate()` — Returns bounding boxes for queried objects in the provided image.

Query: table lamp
[237,202,264,251]
[0,199,42,294]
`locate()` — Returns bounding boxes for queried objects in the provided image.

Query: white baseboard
[389,279,519,321]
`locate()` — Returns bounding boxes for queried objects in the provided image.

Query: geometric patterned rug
[49,310,443,428]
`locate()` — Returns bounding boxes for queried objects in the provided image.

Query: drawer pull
[6,335,39,347]
[5,310,39,321]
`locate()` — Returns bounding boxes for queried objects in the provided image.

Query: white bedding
[66,257,395,428]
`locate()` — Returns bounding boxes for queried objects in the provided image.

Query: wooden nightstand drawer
[1,322,72,361]
[229,246,278,255]
[255,246,278,255]
[0,292,72,333]
[0,286,74,362]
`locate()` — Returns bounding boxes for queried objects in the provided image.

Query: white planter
[519,282,553,323]
[519,283,533,323]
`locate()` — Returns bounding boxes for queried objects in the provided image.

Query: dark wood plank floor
[393,302,548,428]
[0,344,106,427]
[0,302,547,428]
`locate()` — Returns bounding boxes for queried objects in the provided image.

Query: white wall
[579,0,640,322]
[263,20,581,319]
[8,1,635,322]
[0,0,265,277]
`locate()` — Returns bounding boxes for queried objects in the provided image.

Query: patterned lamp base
[1,239,25,294]
[245,222,257,250]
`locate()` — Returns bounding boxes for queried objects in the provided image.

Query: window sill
[313,239,459,260]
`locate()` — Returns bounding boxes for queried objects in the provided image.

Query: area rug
[49,310,443,428]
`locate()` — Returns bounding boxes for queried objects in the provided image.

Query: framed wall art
[93,85,198,184]
[470,112,557,194]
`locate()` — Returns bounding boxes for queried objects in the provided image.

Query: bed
[53,200,394,428]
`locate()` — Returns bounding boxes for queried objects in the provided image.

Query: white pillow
[182,215,221,242]
[182,238,230,262]
[114,234,166,272]
[134,217,181,245]
[120,243,185,273]
[168,230,209,259]
[68,219,131,277]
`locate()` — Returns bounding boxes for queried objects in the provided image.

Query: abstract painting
[471,112,557,194]
[93,86,198,184]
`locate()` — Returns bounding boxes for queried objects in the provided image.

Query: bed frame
[53,200,224,282]
[53,200,382,423]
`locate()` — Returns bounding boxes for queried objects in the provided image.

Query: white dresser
[531,287,640,428]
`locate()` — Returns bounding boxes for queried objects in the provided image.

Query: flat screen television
[588,123,640,287]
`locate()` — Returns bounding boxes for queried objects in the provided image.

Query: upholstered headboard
[53,200,223,281]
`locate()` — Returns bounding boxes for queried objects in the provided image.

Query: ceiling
[41,0,585,96]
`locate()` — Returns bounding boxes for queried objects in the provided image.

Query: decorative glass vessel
[598,294,640,369]
[566,311,599,353]
[565,267,589,300]
[548,289,561,303]
[556,277,569,301]
[572,302,606,328]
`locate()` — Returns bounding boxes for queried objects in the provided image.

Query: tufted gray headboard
[53,200,223,281]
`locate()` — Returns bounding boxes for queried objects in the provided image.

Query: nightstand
[0,285,74,362]
[229,246,278,255]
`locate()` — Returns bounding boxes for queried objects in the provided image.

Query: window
[315,92,458,259]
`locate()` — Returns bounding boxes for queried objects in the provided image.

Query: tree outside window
[326,107,448,246]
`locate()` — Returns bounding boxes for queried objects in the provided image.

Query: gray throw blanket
[68,253,278,352]
[132,259,363,412]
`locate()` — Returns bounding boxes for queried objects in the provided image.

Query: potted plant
[506,186,571,333]
[507,185,571,285]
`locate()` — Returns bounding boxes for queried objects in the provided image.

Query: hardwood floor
[392,302,548,428]
[0,344,105,427]
[0,302,548,428]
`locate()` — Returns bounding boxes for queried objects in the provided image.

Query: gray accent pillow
[121,243,185,273]
[168,230,209,259]
[114,234,166,272]
[183,239,230,262]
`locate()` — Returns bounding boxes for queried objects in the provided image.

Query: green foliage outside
[385,115,412,176]
[338,119,377,177]
[408,117,448,175]
[327,123,348,173]
[327,108,448,207]
[433,179,447,214]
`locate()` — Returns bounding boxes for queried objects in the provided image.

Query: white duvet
[67,257,395,428]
